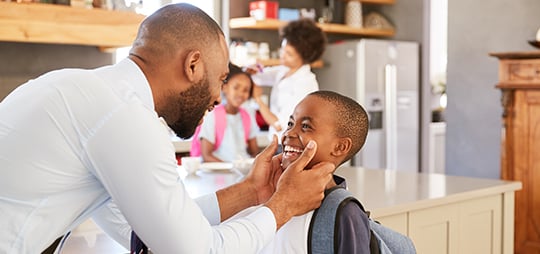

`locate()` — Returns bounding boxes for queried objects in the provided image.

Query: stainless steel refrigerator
[314,39,419,172]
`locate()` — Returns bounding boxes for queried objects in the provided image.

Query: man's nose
[214,95,222,106]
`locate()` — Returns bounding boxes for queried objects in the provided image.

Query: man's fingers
[288,140,317,172]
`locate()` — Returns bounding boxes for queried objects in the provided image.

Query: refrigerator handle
[384,64,398,170]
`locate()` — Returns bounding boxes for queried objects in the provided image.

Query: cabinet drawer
[507,62,540,82]
[501,60,540,83]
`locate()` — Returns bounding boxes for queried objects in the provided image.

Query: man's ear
[183,50,204,83]
[331,137,352,158]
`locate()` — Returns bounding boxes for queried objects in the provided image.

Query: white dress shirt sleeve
[85,104,276,253]
[92,201,132,249]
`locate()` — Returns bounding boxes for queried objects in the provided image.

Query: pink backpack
[190,104,251,157]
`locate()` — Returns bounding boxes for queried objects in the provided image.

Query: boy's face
[281,95,339,169]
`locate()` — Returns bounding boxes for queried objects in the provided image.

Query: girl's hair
[226,63,254,98]
[280,19,327,64]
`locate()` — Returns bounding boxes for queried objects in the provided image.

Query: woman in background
[191,63,260,162]
[250,18,327,146]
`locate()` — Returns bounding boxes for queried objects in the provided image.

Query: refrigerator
[314,39,419,172]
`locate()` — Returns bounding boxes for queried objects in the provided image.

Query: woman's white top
[251,64,319,141]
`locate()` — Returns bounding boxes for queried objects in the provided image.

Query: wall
[446,0,540,178]
[0,42,113,100]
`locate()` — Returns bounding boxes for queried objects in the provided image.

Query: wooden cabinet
[490,51,540,254]
[376,194,506,254]
[0,2,145,50]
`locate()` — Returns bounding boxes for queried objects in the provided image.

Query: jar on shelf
[345,0,363,28]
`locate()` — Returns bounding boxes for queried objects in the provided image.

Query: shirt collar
[115,58,155,111]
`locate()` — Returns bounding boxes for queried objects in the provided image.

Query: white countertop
[335,167,521,217]
[179,166,522,218]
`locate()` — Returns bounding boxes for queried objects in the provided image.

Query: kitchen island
[65,166,521,253]
[182,166,521,254]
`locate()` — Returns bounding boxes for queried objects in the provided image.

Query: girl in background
[191,63,260,162]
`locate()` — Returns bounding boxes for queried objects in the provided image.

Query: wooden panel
[373,213,408,236]
[512,90,540,253]
[458,195,502,254]
[502,191,516,254]
[341,0,396,4]
[495,52,540,254]
[0,2,145,48]
[508,63,540,82]
[229,18,395,37]
[409,204,459,254]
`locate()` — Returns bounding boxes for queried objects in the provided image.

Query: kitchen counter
[181,166,521,254]
[66,166,521,253]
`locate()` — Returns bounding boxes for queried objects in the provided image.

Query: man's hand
[264,140,335,229]
[243,135,283,204]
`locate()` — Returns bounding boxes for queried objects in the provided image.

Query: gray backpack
[308,187,417,254]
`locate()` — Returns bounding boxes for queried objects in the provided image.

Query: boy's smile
[282,144,305,166]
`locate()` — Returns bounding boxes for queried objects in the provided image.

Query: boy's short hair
[280,19,327,64]
[226,63,254,98]
[309,90,368,163]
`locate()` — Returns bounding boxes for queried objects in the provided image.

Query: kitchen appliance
[315,39,419,172]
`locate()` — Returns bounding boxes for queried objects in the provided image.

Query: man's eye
[302,123,311,129]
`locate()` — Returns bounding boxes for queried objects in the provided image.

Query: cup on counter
[181,156,201,175]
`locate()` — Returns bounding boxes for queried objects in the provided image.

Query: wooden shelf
[229,17,395,37]
[259,58,324,68]
[344,0,395,4]
[0,2,145,49]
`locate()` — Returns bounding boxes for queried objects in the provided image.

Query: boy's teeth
[284,145,303,153]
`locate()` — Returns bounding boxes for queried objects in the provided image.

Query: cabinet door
[409,204,459,254]
[511,90,540,254]
[458,195,502,254]
[374,213,408,236]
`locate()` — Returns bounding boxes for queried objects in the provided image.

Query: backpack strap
[189,105,251,157]
[213,105,227,149]
[308,187,366,254]
[215,106,252,147]
[189,125,203,157]
[189,105,226,157]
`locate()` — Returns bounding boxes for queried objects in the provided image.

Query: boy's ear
[183,50,204,83]
[331,137,352,158]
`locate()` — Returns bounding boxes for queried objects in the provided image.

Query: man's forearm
[216,181,259,222]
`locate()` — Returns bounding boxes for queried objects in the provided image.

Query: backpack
[190,104,251,157]
[308,187,416,254]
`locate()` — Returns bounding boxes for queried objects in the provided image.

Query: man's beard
[162,75,213,139]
